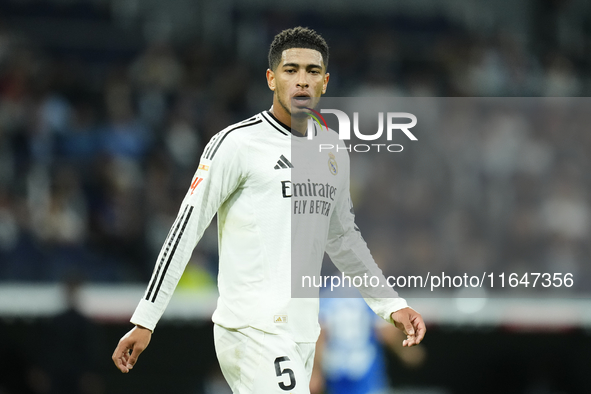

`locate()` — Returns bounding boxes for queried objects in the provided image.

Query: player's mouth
[292,93,312,107]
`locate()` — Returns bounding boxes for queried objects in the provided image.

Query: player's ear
[266,69,276,91]
[322,72,330,94]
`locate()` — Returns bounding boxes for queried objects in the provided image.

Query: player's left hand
[391,307,426,347]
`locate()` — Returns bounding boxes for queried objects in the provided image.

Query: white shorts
[213,324,316,394]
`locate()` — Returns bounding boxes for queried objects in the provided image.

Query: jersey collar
[262,110,314,138]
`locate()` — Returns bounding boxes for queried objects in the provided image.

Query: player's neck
[270,103,307,136]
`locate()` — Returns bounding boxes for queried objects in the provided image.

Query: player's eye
[285,69,296,74]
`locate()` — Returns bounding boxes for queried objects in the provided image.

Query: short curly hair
[268,27,329,71]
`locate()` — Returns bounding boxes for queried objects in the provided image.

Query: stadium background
[0,0,590,393]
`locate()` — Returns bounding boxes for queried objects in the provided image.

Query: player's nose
[296,71,309,88]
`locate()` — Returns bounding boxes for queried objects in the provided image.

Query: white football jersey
[130,110,408,342]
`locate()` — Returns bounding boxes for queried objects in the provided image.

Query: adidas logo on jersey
[274,315,288,323]
[274,155,293,170]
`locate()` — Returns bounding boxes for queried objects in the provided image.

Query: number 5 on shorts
[274,356,296,390]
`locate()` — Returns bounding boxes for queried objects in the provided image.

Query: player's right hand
[112,325,152,373]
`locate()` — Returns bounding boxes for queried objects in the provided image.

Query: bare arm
[309,328,326,394]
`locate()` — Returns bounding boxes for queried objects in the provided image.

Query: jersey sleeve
[130,130,248,331]
[325,154,408,325]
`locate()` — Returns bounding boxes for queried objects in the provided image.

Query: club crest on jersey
[328,152,338,175]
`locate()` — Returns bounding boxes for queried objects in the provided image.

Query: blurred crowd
[0,1,590,291]
[348,98,591,295]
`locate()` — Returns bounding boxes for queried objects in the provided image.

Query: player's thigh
[252,333,312,394]
[214,325,311,394]
[214,324,255,393]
